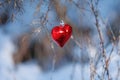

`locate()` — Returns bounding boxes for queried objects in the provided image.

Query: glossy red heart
[51,24,72,47]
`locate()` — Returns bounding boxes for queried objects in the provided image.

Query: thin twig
[40,1,56,80]
[88,0,110,79]
[71,0,91,12]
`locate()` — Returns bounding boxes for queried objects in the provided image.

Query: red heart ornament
[51,24,72,47]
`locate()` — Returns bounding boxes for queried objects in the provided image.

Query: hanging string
[60,20,65,26]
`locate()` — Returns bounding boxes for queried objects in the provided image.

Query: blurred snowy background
[0,0,120,80]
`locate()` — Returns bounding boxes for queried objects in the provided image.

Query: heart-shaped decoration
[51,24,72,47]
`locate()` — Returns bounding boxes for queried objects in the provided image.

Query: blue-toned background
[0,0,120,80]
